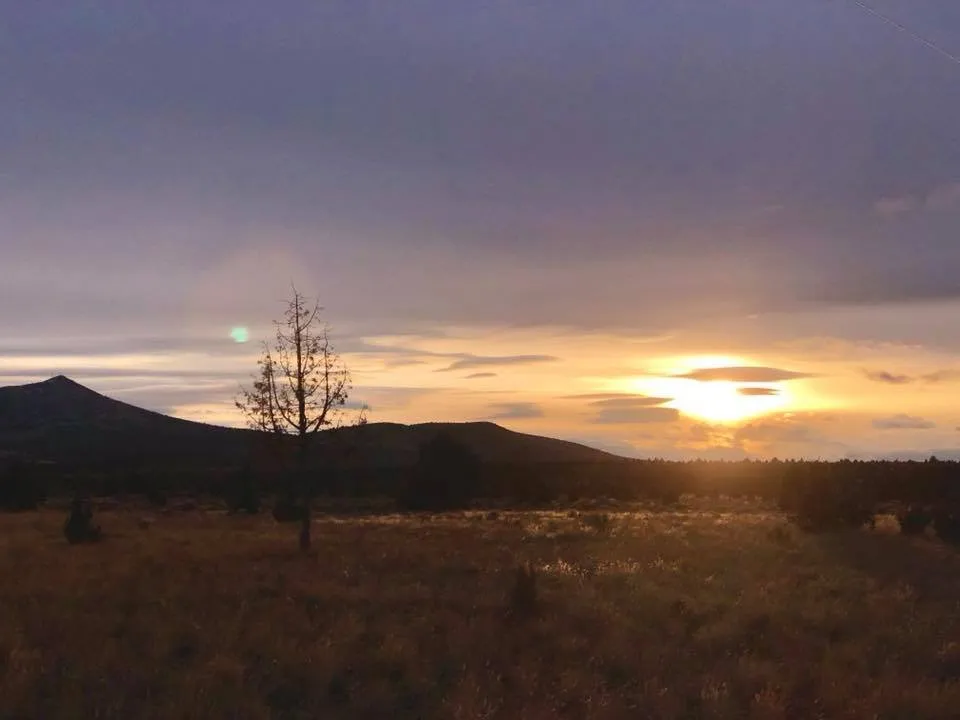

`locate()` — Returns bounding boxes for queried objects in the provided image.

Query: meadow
[2,499,959,719]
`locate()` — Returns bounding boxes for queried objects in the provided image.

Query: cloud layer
[5,2,960,458]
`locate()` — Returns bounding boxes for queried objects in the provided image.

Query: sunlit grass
[1,501,959,718]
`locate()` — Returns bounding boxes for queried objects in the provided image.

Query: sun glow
[628,355,792,424]
[668,379,788,423]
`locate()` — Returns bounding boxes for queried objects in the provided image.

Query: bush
[897,506,933,536]
[63,497,102,544]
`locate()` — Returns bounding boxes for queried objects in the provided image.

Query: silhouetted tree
[236,286,366,550]
[401,432,482,510]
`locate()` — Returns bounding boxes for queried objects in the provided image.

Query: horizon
[5,2,960,460]
[2,373,956,463]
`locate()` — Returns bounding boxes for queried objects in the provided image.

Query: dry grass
[2,501,960,718]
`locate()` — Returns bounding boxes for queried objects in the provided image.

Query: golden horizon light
[628,355,794,424]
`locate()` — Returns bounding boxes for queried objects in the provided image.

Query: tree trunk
[296,434,311,552]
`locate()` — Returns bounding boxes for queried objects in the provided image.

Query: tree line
[3,286,960,550]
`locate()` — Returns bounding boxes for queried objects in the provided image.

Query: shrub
[63,497,102,544]
[897,506,933,536]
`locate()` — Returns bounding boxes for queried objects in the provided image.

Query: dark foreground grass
[2,500,960,718]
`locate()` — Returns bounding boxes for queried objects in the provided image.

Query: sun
[626,355,792,424]
[667,379,789,423]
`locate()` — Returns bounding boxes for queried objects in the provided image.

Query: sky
[3,0,960,460]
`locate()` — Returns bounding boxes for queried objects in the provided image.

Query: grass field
[2,499,960,719]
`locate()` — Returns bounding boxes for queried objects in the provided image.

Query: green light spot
[230,326,249,343]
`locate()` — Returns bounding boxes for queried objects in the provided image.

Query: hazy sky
[4,0,960,459]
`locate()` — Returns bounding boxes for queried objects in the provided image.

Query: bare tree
[239,348,283,435]
[237,286,365,550]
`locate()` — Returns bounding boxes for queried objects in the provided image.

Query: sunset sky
[4,1,960,459]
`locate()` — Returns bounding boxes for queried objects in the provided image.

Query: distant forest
[3,444,959,514]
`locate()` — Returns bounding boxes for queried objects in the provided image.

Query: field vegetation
[2,498,960,718]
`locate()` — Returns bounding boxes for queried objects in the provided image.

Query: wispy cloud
[0,367,247,382]
[924,370,960,383]
[591,406,680,425]
[437,354,558,372]
[464,372,498,379]
[586,396,673,408]
[863,370,913,385]
[734,416,821,445]
[345,341,559,375]
[926,182,960,211]
[561,393,634,400]
[486,402,545,420]
[872,414,936,430]
[674,366,813,383]
[381,358,428,369]
[561,393,676,425]
[872,181,960,218]
[348,386,446,411]
[576,394,679,425]
[873,195,919,216]
[0,335,251,358]
[737,387,780,396]
[863,369,960,385]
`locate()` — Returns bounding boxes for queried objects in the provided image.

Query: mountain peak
[43,375,81,387]
[31,375,100,397]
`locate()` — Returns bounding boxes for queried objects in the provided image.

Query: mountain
[0,376,250,469]
[0,376,622,470]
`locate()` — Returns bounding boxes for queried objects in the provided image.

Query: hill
[0,376,622,471]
